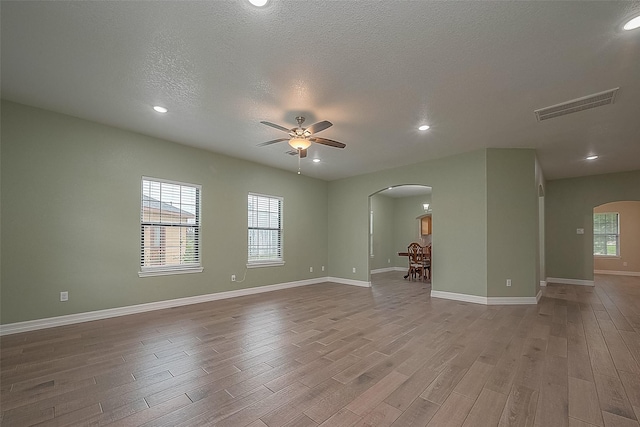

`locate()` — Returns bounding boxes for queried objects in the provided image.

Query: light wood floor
[1,273,640,427]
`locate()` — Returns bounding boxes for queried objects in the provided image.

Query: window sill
[247,261,285,269]
[138,267,203,277]
[594,255,621,259]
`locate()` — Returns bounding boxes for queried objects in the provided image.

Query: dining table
[397,250,431,281]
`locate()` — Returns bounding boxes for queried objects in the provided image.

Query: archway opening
[368,184,433,286]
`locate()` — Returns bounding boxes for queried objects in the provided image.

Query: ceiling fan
[257,116,346,159]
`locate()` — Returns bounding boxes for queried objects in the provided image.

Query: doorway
[368,185,432,285]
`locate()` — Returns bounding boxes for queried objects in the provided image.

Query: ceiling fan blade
[260,121,293,133]
[306,120,332,135]
[299,148,308,158]
[257,138,289,147]
[310,137,346,149]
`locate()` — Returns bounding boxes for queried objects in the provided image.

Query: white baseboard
[546,277,594,287]
[594,270,640,277]
[536,289,543,302]
[431,290,539,305]
[370,267,405,274]
[327,277,372,288]
[0,277,338,336]
[540,280,547,287]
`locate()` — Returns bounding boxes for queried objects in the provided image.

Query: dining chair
[407,242,424,281]
[422,244,431,281]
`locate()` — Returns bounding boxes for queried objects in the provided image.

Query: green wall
[369,193,395,271]
[546,170,640,281]
[328,149,490,296]
[486,149,538,297]
[1,100,549,325]
[1,101,329,324]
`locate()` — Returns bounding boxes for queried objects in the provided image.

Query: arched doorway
[368,184,433,285]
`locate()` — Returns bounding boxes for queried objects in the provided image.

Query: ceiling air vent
[285,150,298,156]
[534,87,619,122]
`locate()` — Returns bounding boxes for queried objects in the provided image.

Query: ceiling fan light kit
[258,115,346,168]
[289,137,311,150]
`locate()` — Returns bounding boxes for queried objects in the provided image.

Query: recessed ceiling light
[249,0,268,6]
[153,106,168,113]
[623,15,640,31]
[586,155,599,160]
[418,125,430,131]
[312,158,321,163]
[388,187,393,190]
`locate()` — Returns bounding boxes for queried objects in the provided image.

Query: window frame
[139,176,203,277]
[247,192,284,268]
[593,212,620,258]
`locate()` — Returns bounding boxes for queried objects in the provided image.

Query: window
[594,212,619,256]
[139,177,202,276]
[248,193,283,266]
[369,210,374,257]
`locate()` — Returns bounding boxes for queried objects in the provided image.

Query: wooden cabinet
[420,215,432,236]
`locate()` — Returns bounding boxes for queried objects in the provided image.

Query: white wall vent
[534,88,619,122]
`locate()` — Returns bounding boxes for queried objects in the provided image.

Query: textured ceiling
[2,1,640,181]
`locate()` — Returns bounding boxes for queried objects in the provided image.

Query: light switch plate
[576,228,584,234]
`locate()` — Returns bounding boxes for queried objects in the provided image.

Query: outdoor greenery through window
[248,193,283,265]
[594,212,619,256]
[140,177,201,275]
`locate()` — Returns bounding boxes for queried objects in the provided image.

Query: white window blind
[594,212,619,256]
[140,177,202,275]
[248,193,283,264]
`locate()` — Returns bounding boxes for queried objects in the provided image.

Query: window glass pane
[593,212,619,256]
[248,193,282,262]
[141,178,201,270]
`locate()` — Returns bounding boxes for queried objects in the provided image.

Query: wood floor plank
[345,370,408,416]
[602,411,640,427]
[593,374,637,421]
[619,372,640,410]
[390,396,439,426]
[351,402,402,427]
[106,394,192,427]
[1,274,639,427]
[279,414,318,427]
[420,364,468,405]
[214,381,309,427]
[462,388,509,427]
[425,391,475,427]
[569,377,604,426]
[317,408,361,427]
[454,360,494,400]
[383,364,439,411]
[499,385,539,427]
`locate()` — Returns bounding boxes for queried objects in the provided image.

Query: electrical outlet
[310,267,313,273]
[623,262,628,266]
[60,291,68,302]
[352,267,356,273]
[231,274,236,282]
[506,279,512,287]
[388,258,391,264]
[322,266,325,272]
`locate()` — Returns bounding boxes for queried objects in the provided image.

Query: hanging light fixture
[288,137,311,150]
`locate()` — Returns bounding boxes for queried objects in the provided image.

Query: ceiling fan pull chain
[298,151,301,175]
